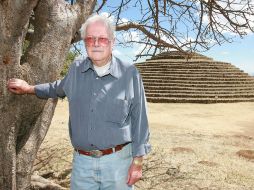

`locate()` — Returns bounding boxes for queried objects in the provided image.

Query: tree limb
[116,22,180,50]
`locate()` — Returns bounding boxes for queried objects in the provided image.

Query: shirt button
[96,77,99,79]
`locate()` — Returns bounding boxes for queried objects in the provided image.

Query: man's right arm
[7,78,66,99]
[34,80,66,99]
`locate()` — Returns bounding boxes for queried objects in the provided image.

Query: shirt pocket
[104,98,130,125]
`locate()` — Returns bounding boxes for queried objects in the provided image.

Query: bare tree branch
[111,0,253,59]
[96,0,107,13]
[116,22,180,50]
[72,0,254,60]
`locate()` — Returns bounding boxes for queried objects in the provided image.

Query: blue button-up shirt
[35,56,151,157]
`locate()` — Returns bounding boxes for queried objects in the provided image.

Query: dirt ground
[35,100,254,189]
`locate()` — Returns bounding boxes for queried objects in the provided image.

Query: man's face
[85,21,114,66]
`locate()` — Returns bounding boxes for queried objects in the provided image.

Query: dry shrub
[198,160,218,167]
[233,135,253,140]
[33,142,73,189]
[236,150,254,160]
[171,147,194,153]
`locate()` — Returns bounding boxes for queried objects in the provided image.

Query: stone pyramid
[135,51,254,103]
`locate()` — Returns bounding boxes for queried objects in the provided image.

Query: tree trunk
[0,0,96,189]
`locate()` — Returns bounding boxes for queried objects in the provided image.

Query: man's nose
[94,38,99,47]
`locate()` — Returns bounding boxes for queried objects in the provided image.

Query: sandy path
[148,102,254,141]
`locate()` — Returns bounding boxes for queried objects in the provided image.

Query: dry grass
[34,100,254,189]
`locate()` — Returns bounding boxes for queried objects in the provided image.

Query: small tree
[60,51,80,77]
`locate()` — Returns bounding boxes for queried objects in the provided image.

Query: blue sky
[203,34,254,76]
[113,33,254,76]
[78,1,254,76]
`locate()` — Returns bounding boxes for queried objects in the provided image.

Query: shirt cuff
[132,143,151,157]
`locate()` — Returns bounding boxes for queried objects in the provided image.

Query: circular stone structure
[135,51,254,103]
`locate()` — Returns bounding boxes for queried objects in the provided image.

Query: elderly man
[8,14,151,190]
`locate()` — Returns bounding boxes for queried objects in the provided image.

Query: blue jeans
[70,143,134,190]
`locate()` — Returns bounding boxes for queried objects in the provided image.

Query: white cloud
[119,18,129,24]
[121,31,140,42]
[99,13,131,27]
[134,44,146,55]
[115,30,141,48]
[100,12,115,23]
[220,51,229,55]
[133,43,156,61]
[198,1,254,35]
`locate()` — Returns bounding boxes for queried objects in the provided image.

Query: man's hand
[7,78,35,95]
[127,157,143,186]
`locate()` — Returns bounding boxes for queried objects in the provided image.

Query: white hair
[80,14,115,39]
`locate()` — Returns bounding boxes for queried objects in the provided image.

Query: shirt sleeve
[130,68,151,157]
[34,78,67,99]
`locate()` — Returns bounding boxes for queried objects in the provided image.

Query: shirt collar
[81,57,94,73]
[81,56,122,79]
[109,56,122,79]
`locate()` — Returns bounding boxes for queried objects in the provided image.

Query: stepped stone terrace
[135,51,254,103]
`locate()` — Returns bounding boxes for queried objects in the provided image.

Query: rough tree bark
[0,0,96,189]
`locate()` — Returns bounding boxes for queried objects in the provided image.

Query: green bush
[60,51,79,77]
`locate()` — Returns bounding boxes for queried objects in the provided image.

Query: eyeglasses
[84,36,111,47]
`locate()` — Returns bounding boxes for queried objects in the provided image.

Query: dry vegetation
[34,100,254,190]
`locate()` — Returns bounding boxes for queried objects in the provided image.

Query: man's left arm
[127,69,151,185]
